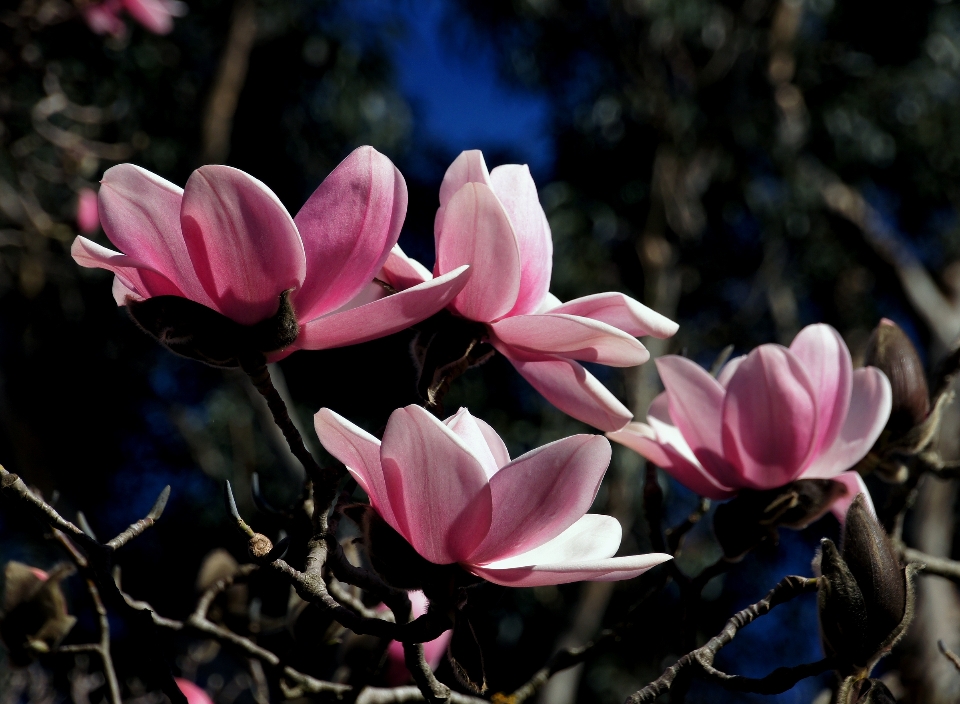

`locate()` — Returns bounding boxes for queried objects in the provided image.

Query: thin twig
[106,485,170,550]
[666,498,710,555]
[939,640,960,671]
[901,546,960,582]
[625,575,820,703]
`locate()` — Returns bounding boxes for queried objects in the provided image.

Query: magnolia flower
[379,150,677,432]
[83,0,187,37]
[608,324,892,518]
[315,404,671,586]
[71,147,469,355]
[384,591,452,685]
[76,188,100,234]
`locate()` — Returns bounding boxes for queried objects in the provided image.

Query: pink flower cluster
[609,324,891,518]
[82,0,187,37]
[381,150,678,431]
[72,147,470,353]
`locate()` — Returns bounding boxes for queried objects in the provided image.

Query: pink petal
[490,314,649,367]
[472,415,511,469]
[294,265,470,350]
[294,147,407,321]
[122,0,175,33]
[314,409,397,529]
[112,276,143,305]
[380,406,492,564]
[443,408,501,478]
[489,164,553,316]
[385,591,451,685]
[436,183,521,322]
[494,342,633,431]
[467,436,611,565]
[655,356,733,483]
[180,165,306,325]
[471,516,671,586]
[83,2,125,36]
[536,292,563,313]
[829,471,876,524]
[380,244,432,290]
[98,164,213,306]
[721,345,819,489]
[76,188,100,233]
[800,368,892,479]
[607,422,735,501]
[716,355,746,387]
[72,236,183,300]
[435,150,491,236]
[789,324,853,458]
[549,292,679,339]
[175,679,213,704]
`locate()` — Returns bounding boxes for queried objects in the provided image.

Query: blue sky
[351,0,554,177]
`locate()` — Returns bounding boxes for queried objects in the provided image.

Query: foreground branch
[625,575,821,703]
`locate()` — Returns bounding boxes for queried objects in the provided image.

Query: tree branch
[625,575,820,703]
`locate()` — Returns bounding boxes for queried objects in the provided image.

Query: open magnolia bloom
[315,405,672,587]
[378,150,677,432]
[72,147,469,356]
[608,324,892,519]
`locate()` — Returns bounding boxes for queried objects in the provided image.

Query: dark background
[2,0,960,701]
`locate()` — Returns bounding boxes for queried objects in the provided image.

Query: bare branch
[625,575,820,703]
[106,485,170,550]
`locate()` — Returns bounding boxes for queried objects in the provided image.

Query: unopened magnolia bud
[713,479,847,559]
[817,495,910,674]
[127,290,299,367]
[0,562,76,665]
[865,319,929,438]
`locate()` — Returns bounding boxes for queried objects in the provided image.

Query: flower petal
[716,355,746,387]
[607,409,735,500]
[380,244,432,290]
[472,515,671,587]
[97,164,213,305]
[721,345,819,489]
[489,164,553,316]
[490,314,649,367]
[467,435,611,565]
[72,235,183,300]
[122,0,176,34]
[443,408,501,479]
[294,265,470,350]
[435,150,491,236]
[180,165,306,325]
[655,356,733,482]
[380,406,492,564]
[494,343,632,431]
[549,292,679,339]
[436,183,521,322]
[473,415,511,469]
[789,324,853,457]
[314,408,397,529]
[829,471,876,524]
[801,368,892,479]
[294,147,407,321]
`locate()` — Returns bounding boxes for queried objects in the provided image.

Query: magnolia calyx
[713,478,848,559]
[127,290,299,367]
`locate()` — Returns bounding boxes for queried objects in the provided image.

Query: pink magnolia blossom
[175,678,214,704]
[607,324,892,520]
[379,150,678,432]
[384,591,452,685]
[71,147,469,354]
[315,404,672,587]
[76,188,100,234]
[82,0,187,37]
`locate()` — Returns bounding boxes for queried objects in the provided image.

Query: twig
[666,498,710,555]
[106,486,170,550]
[625,575,820,702]
[901,546,960,582]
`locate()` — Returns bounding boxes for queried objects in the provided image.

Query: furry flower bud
[0,562,76,665]
[817,495,911,674]
[864,319,929,438]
